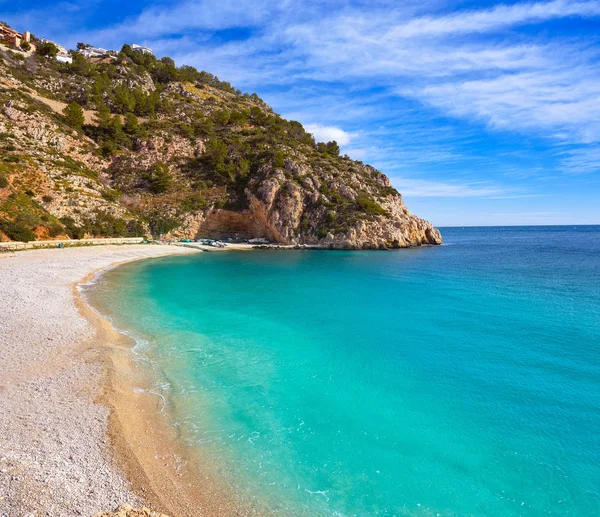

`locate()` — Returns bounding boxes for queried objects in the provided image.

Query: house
[40,38,67,55]
[1,26,38,53]
[79,46,117,60]
[0,24,37,51]
[0,24,22,48]
[56,54,72,64]
[131,43,153,55]
[80,46,106,58]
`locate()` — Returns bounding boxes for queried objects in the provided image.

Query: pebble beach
[0,245,197,517]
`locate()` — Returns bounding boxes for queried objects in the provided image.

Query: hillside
[0,41,442,248]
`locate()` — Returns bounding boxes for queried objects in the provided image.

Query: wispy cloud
[559,147,600,174]
[391,178,516,198]
[3,0,598,222]
[386,0,600,39]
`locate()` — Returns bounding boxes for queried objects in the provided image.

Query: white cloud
[17,0,600,181]
[385,0,600,39]
[410,67,600,144]
[391,178,515,197]
[559,147,600,174]
[304,124,355,146]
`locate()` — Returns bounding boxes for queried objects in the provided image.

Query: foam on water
[88,226,600,516]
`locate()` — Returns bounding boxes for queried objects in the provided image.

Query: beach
[2,228,599,517]
[0,244,201,516]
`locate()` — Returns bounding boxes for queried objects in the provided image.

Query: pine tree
[63,102,85,129]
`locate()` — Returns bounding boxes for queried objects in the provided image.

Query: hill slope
[0,44,441,248]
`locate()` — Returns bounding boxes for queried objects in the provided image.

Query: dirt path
[31,93,100,124]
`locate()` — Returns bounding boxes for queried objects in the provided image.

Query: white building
[80,47,111,59]
[39,38,67,55]
[131,43,153,55]
[56,54,72,64]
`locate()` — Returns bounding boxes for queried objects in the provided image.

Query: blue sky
[4,0,600,226]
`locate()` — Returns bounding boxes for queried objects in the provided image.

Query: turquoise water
[90,226,600,516]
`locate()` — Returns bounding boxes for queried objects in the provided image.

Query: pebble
[0,245,196,516]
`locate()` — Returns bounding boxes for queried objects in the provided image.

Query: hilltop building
[38,38,72,63]
[56,54,72,64]
[39,38,67,55]
[0,24,36,52]
[79,46,118,62]
[131,43,153,55]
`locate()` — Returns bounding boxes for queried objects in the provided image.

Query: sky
[3,0,600,226]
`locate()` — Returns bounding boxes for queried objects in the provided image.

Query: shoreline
[78,259,265,516]
[0,244,242,516]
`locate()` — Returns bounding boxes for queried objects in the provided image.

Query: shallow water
[90,226,600,516]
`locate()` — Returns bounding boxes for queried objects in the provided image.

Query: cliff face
[0,46,441,248]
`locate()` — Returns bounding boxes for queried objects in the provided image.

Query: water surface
[89,226,600,516]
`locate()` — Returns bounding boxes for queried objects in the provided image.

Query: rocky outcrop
[236,163,442,248]
[161,160,442,247]
[0,48,441,248]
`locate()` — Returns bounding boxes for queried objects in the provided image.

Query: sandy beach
[0,244,201,516]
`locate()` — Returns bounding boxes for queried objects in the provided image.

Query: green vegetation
[36,42,58,58]
[0,36,405,245]
[317,140,340,156]
[356,194,388,216]
[20,41,31,52]
[146,162,172,194]
[0,217,36,241]
[63,101,84,129]
[60,212,144,239]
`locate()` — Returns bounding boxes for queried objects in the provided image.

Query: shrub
[20,41,31,52]
[123,113,139,135]
[125,219,146,237]
[36,42,59,58]
[0,174,8,188]
[212,109,230,126]
[0,218,36,242]
[356,195,387,216]
[63,101,85,129]
[272,151,286,168]
[147,163,172,194]
[148,215,179,238]
[42,194,53,203]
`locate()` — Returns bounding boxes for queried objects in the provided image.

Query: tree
[151,57,178,84]
[20,41,31,52]
[211,109,230,126]
[229,110,247,126]
[36,42,59,58]
[123,113,139,135]
[96,103,112,127]
[326,140,340,156]
[249,106,268,125]
[178,65,201,83]
[114,84,136,113]
[68,53,91,76]
[317,140,341,156]
[205,139,229,168]
[148,163,172,193]
[63,101,85,129]
[76,42,91,50]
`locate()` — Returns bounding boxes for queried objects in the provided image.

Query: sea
[86,226,600,516]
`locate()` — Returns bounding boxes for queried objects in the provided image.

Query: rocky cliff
[0,44,441,248]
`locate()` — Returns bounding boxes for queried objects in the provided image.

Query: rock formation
[0,46,441,248]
